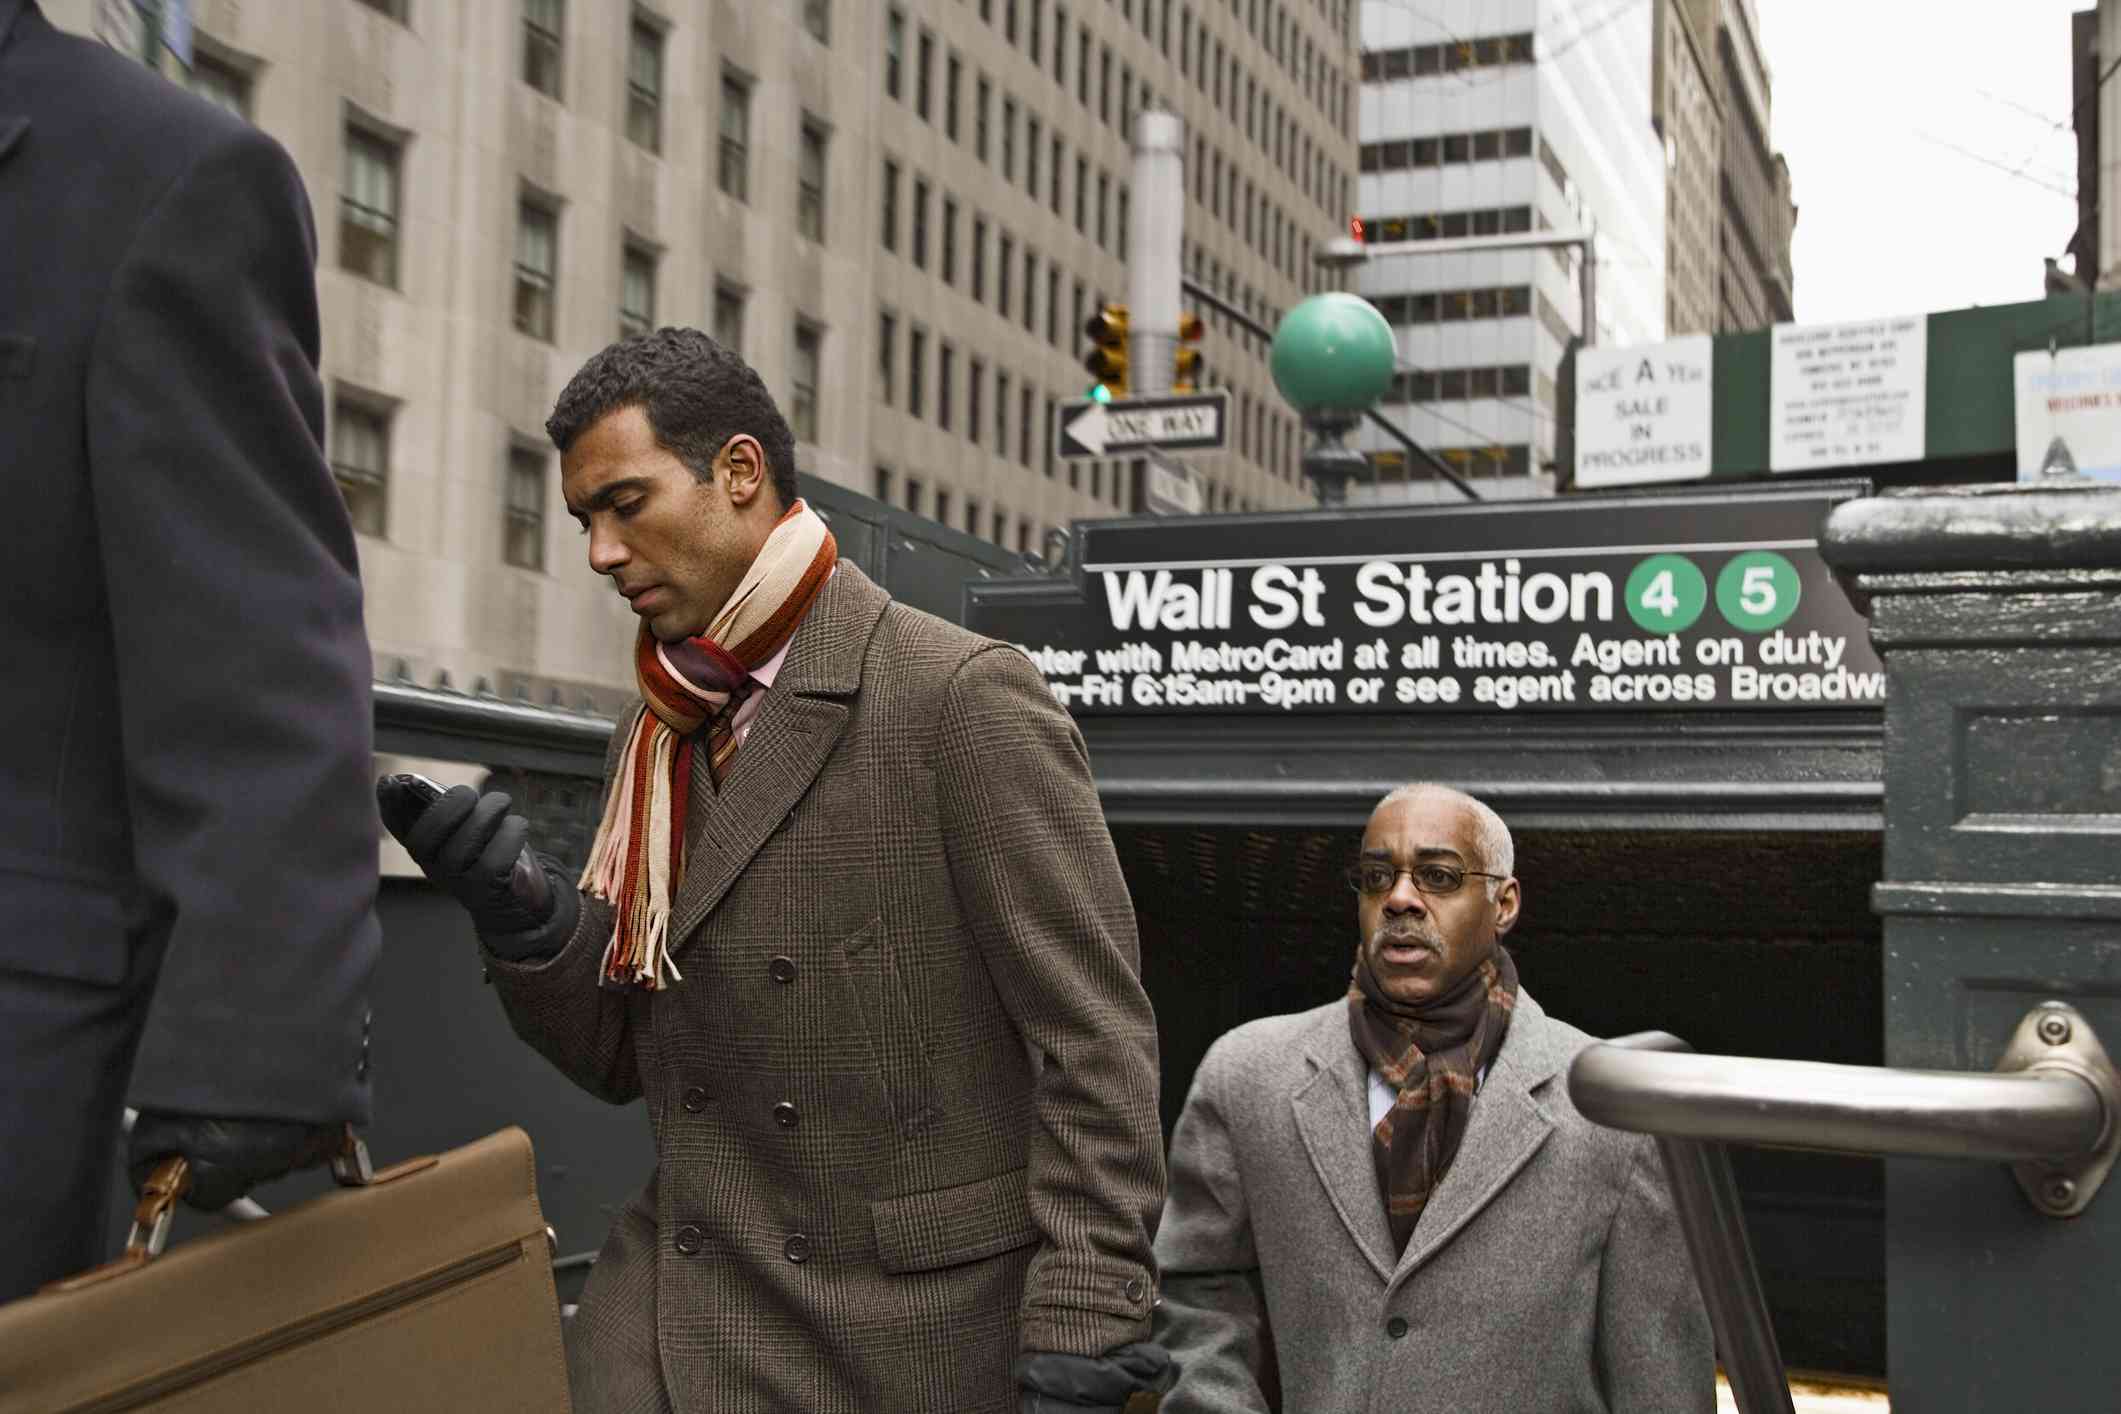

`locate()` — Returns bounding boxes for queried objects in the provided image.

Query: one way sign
[1055,390,1231,461]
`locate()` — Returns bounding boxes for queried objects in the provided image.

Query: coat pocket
[871,1167,1038,1274]
[843,917,942,1137]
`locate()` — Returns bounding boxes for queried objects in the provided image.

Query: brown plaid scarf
[1347,945,1518,1256]
[579,499,836,991]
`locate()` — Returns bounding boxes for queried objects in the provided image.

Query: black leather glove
[377,779,576,959]
[127,1112,348,1211]
[1015,1342,1179,1413]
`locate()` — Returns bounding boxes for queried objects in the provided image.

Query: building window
[187,51,251,119]
[886,8,905,99]
[945,53,962,139]
[1049,135,1063,213]
[513,198,557,341]
[504,446,547,570]
[1026,115,1041,196]
[1001,98,1016,180]
[339,124,400,287]
[968,359,985,447]
[874,465,893,502]
[911,177,930,269]
[1021,247,1036,332]
[522,0,563,97]
[1018,385,1034,466]
[1074,154,1087,231]
[330,399,390,537]
[916,29,934,121]
[938,342,955,430]
[791,322,822,442]
[975,76,991,161]
[1046,264,1060,346]
[713,282,745,354]
[797,117,827,240]
[940,196,958,284]
[935,489,952,527]
[877,310,896,404]
[996,371,1011,450]
[718,73,751,200]
[1096,171,1109,249]
[997,233,1013,318]
[353,0,406,19]
[904,475,923,515]
[971,216,987,301]
[626,18,662,152]
[880,158,900,251]
[908,327,926,417]
[619,242,656,337]
[803,0,829,43]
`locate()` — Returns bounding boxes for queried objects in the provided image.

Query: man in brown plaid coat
[381,330,1171,1412]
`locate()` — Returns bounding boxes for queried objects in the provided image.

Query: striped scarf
[580,499,837,990]
[1347,945,1518,1255]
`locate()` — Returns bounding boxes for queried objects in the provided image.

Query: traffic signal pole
[1128,111,1184,398]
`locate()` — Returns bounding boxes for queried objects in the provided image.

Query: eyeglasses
[1345,860,1506,897]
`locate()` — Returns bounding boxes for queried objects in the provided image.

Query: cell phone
[377,772,447,840]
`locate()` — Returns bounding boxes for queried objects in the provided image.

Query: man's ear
[720,435,769,506]
[1492,877,1522,938]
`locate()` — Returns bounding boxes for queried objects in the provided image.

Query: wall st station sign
[966,483,1884,716]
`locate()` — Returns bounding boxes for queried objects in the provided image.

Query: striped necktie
[702,676,755,789]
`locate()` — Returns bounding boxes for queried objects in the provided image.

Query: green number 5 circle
[1715,551,1801,632]
[1624,555,1707,633]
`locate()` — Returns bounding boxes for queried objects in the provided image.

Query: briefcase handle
[125,1126,376,1261]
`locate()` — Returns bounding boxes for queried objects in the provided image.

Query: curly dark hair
[545,327,797,508]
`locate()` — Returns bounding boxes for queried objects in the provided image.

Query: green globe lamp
[1270,293,1397,505]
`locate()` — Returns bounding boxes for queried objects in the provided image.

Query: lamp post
[1269,294,1397,506]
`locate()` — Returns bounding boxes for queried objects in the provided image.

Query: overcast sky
[1755,0,2087,324]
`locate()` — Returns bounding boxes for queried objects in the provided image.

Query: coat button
[674,1225,704,1256]
[773,1101,800,1129]
[1125,1277,1147,1302]
[1386,1316,1408,1339]
[769,956,797,984]
[682,1087,709,1112]
[783,1233,811,1263]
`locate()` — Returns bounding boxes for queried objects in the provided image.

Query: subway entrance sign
[966,481,1883,715]
[1055,391,1231,460]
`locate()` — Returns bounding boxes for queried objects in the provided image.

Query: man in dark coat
[0,0,381,1298]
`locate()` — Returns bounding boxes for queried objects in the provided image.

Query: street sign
[1056,390,1230,461]
[1143,457,1205,516]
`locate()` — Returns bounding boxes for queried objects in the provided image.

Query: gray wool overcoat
[1154,989,1714,1414]
[486,564,1166,1413]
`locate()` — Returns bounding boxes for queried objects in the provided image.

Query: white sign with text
[1574,336,1714,488]
[2013,342,2121,482]
[1770,316,1927,472]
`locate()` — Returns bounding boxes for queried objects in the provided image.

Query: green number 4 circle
[1715,551,1801,632]
[1624,555,1707,633]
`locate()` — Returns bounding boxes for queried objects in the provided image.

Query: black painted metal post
[1823,479,2121,1407]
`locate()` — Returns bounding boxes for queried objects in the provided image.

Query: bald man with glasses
[1153,784,1712,1414]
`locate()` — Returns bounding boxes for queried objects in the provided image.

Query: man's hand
[1015,1343,1179,1413]
[377,781,574,956]
[126,1112,347,1211]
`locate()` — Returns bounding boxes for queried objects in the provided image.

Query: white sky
[1756,0,2087,323]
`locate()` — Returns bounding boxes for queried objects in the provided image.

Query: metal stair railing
[1567,1002,2120,1414]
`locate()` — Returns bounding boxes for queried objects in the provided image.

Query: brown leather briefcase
[0,1126,571,1413]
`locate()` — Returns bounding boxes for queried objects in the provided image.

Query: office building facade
[53,0,1359,700]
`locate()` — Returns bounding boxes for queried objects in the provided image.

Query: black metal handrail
[372,680,614,777]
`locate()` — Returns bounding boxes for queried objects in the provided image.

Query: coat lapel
[1386,990,1562,1292]
[1291,1007,1398,1282]
[663,565,886,945]
[0,0,28,169]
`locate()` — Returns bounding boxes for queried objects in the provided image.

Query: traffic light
[1083,303,1129,401]
[1173,311,1205,392]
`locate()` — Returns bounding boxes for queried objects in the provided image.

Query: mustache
[1370,918,1441,949]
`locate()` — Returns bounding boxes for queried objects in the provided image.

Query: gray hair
[1378,783,1514,893]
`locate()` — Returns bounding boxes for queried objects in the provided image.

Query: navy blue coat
[0,0,377,1131]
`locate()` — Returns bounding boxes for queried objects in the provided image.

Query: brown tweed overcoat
[486,564,1165,1413]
